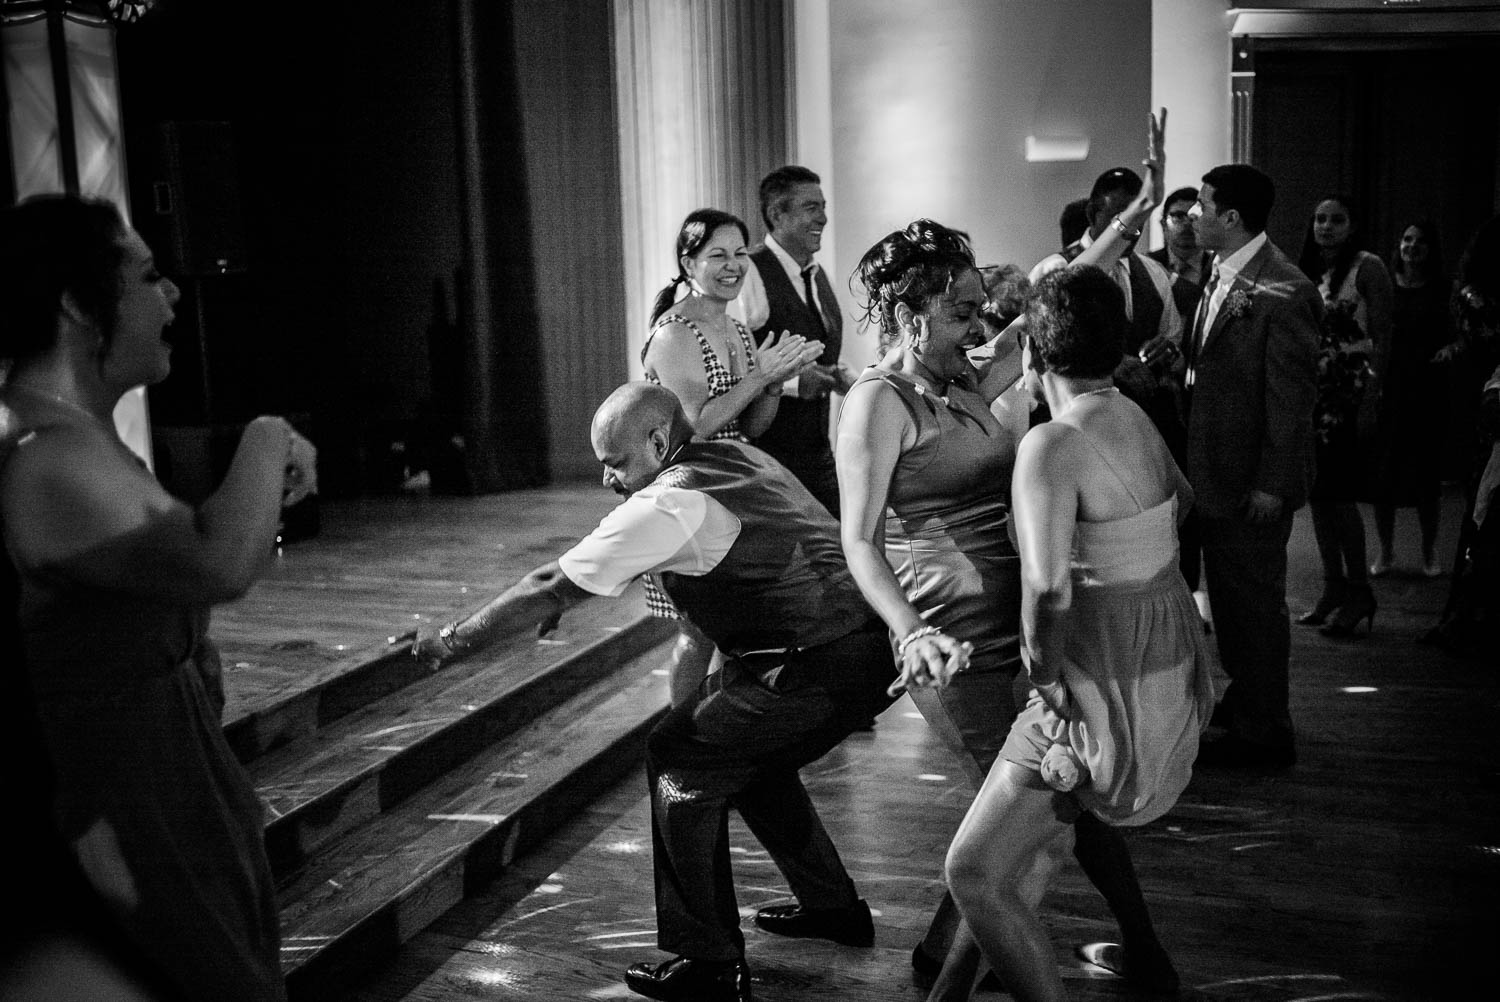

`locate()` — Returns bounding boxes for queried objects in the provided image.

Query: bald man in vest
[413,382,906,1002]
[729,165,854,517]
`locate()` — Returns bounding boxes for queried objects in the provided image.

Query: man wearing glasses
[1149,186,1216,320]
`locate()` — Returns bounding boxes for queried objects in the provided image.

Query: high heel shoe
[1297,580,1348,626]
[1321,583,1376,637]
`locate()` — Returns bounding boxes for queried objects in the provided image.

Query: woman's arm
[1357,254,1396,382]
[1074,109,1167,274]
[645,324,818,440]
[2,415,298,604]
[835,382,970,693]
[1011,424,1082,709]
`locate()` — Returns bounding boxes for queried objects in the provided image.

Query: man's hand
[1243,489,1284,524]
[410,623,456,672]
[1113,357,1157,401]
[797,365,840,399]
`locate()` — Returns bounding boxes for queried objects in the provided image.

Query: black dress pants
[1200,513,1296,751]
[645,619,896,960]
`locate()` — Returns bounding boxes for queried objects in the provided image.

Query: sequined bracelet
[896,625,942,660]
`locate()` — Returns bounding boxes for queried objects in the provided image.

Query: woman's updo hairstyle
[0,194,127,364]
[856,219,976,352]
[1024,265,1126,380]
[648,208,751,328]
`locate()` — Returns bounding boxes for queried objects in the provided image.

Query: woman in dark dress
[1294,194,1394,637]
[1371,219,1452,577]
[0,195,316,1002]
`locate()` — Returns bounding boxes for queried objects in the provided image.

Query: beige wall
[823,0,1154,367]
[1149,0,1233,251]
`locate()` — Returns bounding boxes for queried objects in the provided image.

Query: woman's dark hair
[1024,265,1126,380]
[0,194,128,364]
[855,219,976,352]
[1297,193,1363,298]
[1388,217,1445,289]
[648,208,750,328]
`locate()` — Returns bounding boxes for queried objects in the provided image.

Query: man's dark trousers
[1200,513,1296,751]
[646,619,896,960]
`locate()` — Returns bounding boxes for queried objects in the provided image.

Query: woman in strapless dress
[937,266,1215,1002]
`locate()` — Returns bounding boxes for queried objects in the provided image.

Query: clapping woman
[643,208,821,441]
[0,195,316,1002]
[642,209,823,705]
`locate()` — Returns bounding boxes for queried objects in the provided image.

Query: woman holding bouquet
[1295,194,1394,637]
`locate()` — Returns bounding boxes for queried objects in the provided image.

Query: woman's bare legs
[932,761,1075,1002]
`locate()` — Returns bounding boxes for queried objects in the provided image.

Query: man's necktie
[802,266,827,339]
[1187,265,1220,389]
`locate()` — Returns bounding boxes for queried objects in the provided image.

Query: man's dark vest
[1124,255,1165,355]
[655,440,873,657]
[748,247,843,469]
[1060,243,1164,354]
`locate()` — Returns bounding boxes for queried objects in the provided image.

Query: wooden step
[251,597,675,879]
[276,641,673,999]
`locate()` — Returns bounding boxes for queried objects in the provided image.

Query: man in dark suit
[1148,186,1216,321]
[1184,164,1321,769]
[729,165,853,516]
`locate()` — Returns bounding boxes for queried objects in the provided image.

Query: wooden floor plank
[278,643,675,995]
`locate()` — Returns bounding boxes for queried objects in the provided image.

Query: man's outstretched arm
[411,560,594,669]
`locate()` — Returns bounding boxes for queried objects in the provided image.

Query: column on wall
[1,2,148,464]
[611,0,790,373]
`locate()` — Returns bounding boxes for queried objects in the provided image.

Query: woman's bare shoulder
[1,424,173,567]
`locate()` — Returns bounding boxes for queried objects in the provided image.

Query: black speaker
[147,121,249,277]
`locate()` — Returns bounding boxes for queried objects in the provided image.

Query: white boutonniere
[1222,288,1253,320]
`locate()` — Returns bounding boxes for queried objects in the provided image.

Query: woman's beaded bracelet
[897,624,942,659]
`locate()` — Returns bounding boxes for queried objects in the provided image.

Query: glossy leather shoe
[753,899,873,947]
[1076,942,1181,993]
[624,955,752,1002]
[1196,733,1295,770]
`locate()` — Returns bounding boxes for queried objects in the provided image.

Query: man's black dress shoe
[1196,733,1295,770]
[911,943,1005,991]
[624,955,752,1002]
[1076,942,1181,992]
[753,899,874,947]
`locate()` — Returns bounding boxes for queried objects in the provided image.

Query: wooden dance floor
[212,484,1496,1002]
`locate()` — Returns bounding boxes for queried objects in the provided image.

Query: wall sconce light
[1025,135,1089,162]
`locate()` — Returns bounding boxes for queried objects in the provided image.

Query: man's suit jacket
[1185,240,1321,519]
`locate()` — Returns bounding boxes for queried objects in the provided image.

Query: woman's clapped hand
[754,329,825,385]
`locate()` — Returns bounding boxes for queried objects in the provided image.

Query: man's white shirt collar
[1213,231,1268,287]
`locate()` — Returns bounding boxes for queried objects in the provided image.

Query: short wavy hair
[1024,266,1125,379]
